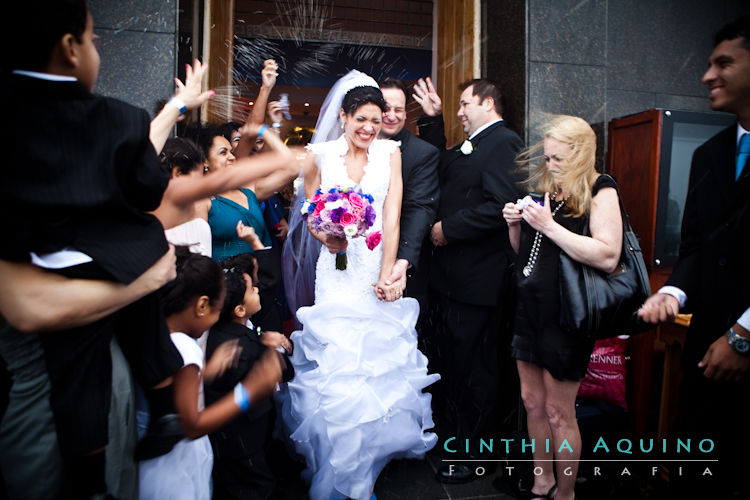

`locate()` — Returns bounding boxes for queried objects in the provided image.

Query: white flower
[343,224,358,237]
[459,140,474,155]
[300,200,311,214]
[293,177,303,196]
[325,199,344,210]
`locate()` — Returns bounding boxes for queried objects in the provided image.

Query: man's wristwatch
[725,328,750,354]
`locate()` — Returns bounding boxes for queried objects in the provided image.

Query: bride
[279,71,439,500]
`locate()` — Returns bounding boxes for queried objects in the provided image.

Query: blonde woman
[502,115,622,500]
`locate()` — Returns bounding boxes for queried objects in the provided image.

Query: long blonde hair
[517,115,598,217]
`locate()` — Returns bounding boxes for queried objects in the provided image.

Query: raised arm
[0,246,176,333]
[174,348,282,440]
[150,60,214,153]
[159,125,298,208]
[234,59,278,158]
[246,126,302,201]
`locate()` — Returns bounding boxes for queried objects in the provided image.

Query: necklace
[522,192,566,278]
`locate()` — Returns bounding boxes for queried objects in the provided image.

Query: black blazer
[205,321,274,458]
[418,115,524,306]
[667,124,750,366]
[2,74,169,284]
[392,128,440,269]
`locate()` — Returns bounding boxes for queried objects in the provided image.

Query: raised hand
[174,59,215,111]
[413,76,442,116]
[242,348,283,401]
[260,330,293,354]
[261,59,278,89]
[236,221,264,251]
[267,100,283,124]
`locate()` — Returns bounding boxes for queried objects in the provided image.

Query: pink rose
[311,193,325,204]
[339,212,356,226]
[348,192,366,211]
[318,208,331,221]
[365,231,382,250]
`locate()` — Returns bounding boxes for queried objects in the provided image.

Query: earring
[203,165,209,173]
[340,121,344,130]
[199,312,205,317]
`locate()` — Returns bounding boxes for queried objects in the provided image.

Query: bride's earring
[340,121,344,130]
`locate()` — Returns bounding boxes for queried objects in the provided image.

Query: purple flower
[330,207,345,223]
[364,205,376,226]
[327,192,342,202]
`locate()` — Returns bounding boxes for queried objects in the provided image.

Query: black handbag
[559,175,651,339]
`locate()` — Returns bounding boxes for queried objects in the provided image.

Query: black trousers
[429,294,503,456]
[212,449,275,500]
[670,364,750,498]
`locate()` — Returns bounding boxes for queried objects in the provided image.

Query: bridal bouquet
[301,185,382,270]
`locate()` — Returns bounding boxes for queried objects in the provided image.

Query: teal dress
[208,188,271,261]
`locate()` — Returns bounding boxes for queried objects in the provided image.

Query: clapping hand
[174,59,215,113]
[413,77,442,116]
[203,339,242,382]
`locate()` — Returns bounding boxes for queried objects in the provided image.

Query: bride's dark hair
[341,86,387,115]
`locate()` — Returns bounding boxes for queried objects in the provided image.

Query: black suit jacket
[205,322,274,458]
[2,74,169,284]
[667,124,750,366]
[418,115,524,306]
[392,128,440,269]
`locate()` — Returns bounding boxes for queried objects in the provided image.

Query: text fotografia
[442,437,716,455]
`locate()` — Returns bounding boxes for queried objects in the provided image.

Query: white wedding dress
[279,136,439,500]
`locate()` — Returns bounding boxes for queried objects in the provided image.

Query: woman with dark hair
[279,72,439,500]
[502,115,623,500]
[152,134,297,258]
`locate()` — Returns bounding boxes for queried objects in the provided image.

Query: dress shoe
[436,463,478,484]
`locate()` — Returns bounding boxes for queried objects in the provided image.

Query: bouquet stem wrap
[336,252,347,270]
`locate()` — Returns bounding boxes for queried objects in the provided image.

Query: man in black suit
[639,16,750,498]
[377,78,440,325]
[414,77,524,483]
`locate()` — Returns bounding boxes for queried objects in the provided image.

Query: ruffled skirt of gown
[278,297,439,500]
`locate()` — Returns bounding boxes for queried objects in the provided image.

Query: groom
[377,77,440,325]
[414,77,523,483]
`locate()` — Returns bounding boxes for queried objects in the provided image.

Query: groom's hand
[384,259,408,293]
[430,221,447,246]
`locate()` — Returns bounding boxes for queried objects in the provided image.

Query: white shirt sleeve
[657,286,687,308]
[736,308,750,331]
[169,332,204,370]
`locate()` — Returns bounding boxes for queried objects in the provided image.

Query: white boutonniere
[459,140,474,155]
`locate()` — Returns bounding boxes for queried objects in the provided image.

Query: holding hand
[520,192,555,233]
[413,77,442,116]
[322,235,347,254]
[503,202,523,226]
[637,293,680,324]
[267,101,284,124]
[261,59,278,89]
[373,279,403,302]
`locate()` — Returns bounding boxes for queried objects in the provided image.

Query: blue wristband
[257,124,269,139]
[233,383,251,412]
[168,97,187,115]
